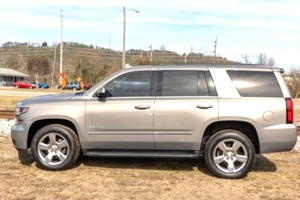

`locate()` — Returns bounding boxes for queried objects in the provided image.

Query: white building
[0,68,29,86]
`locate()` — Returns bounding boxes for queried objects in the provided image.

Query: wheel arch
[27,119,78,149]
[201,121,260,154]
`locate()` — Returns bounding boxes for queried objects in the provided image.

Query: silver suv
[11,64,297,179]
[58,81,81,90]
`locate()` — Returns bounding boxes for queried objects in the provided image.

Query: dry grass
[0,88,75,110]
[0,96,28,110]
[0,136,299,200]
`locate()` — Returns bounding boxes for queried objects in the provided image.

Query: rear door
[154,70,219,150]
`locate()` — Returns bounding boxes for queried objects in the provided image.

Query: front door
[85,71,155,149]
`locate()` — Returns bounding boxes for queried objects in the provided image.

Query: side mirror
[96,87,106,98]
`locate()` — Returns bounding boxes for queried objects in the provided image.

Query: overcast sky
[0,0,299,71]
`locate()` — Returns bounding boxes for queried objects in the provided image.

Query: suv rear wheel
[31,124,80,170]
[204,129,255,179]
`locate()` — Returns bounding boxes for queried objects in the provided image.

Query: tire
[204,129,255,179]
[31,124,80,170]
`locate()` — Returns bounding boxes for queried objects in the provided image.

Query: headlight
[15,106,29,124]
[15,106,30,115]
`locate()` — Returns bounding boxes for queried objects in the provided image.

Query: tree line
[2,41,297,96]
[0,41,239,87]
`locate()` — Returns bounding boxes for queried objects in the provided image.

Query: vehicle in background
[31,82,49,89]
[84,83,92,90]
[58,81,81,90]
[13,81,36,89]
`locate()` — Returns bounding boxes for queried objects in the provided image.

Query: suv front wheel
[204,129,255,179]
[31,124,81,170]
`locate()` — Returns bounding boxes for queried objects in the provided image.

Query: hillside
[0,41,240,85]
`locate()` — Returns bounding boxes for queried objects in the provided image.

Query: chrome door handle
[196,105,213,109]
[134,105,151,110]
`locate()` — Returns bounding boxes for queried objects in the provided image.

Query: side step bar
[82,150,200,159]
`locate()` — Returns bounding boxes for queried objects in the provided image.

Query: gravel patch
[1,119,299,151]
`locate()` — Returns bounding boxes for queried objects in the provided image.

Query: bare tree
[267,57,276,67]
[241,54,251,64]
[159,44,166,51]
[256,53,276,67]
[257,53,268,65]
[159,44,167,63]
[286,67,300,98]
[0,52,24,70]
[241,52,276,67]
[27,55,50,83]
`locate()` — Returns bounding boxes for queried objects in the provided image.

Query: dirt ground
[0,136,299,200]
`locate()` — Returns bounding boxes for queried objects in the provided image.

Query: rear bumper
[259,124,297,153]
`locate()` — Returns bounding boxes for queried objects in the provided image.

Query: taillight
[285,98,293,124]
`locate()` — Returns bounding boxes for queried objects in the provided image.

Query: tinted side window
[105,71,152,97]
[227,70,283,97]
[156,70,217,97]
[199,71,217,96]
[161,71,198,96]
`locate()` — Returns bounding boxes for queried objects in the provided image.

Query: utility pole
[122,7,126,68]
[122,7,139,68]
[51,43,57,88]
[213,37,217,63]
[109,32,111,49]
[148,43,153,63]
[60,10,64,85]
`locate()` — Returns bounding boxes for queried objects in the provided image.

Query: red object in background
[13,81,36,89]
[84,83,92,90]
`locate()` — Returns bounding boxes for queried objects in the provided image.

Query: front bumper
[11,123,32,162]
[11,123,28,149]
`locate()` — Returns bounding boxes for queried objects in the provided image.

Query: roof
[0,68,29,77]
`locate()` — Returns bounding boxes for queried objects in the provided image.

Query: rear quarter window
[227,70,283,97]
